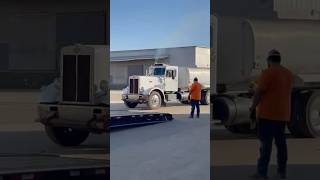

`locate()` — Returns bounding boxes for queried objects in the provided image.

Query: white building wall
[195,47,210,68]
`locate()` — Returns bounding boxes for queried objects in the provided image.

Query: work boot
[250,173,268,179]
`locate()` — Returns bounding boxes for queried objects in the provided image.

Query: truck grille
[62,55,91,103]
[129,79,139,94]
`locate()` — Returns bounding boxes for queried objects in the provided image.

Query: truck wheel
[124,101,138,108]
[289,90,320,138]
[305,92,320,137]
[45,126,90,146]
[201,90,210,105]
[147,91,162,109]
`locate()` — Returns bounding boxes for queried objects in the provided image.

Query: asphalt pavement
[110,90,210,180]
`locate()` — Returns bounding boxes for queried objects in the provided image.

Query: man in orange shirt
[250,50,293,179]
[189,77,202,118]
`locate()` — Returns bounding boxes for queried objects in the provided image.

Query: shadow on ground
[212,164,320,180]
[211,128,296,140]
[0,131,108,154]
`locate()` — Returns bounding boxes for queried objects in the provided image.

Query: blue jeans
[257,119,287,176]
[190,100,200,117]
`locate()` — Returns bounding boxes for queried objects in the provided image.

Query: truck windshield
[153,68,165,76]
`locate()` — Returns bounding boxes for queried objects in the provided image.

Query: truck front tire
[147,91,162,109]
[45,126,90,146]
[124,101,138,108]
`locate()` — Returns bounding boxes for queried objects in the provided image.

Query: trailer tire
[45,126,90,146]
[201,90,210,105]
[147,91,162,109]
[124,101,138,108]
[289,90,320,138]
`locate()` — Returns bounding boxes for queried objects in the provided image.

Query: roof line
[111,45,209,52]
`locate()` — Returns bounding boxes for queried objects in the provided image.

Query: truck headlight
[139,87,144,93]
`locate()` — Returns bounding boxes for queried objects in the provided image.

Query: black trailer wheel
[124,101,138,108]
[289,90,320,138]
[45,126,90,146]
[147,91,162,109]
[201,90,210,105]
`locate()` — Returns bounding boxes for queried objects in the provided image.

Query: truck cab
[148,64,179,92]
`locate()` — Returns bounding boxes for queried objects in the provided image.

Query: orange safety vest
[189,82,202,100]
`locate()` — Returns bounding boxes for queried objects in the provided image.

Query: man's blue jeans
[190,99,200,118]
[257,119,287,176]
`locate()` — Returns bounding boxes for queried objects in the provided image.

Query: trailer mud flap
[110,113,173,129]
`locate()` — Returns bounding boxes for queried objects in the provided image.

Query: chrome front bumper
[36,103,108,133]
[122,94,148,103]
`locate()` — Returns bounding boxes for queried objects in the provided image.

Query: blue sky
[110,0,210,51]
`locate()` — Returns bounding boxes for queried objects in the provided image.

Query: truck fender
[148,88,165,103]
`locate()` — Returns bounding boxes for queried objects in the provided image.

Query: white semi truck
[211,14,320,137]
[121,64,210,109]
[37,44,109,146]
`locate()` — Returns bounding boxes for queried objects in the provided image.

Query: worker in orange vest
[189,77,202,118]
[250,49,293,179]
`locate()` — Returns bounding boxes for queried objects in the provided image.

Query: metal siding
[0,0,107,89]
[9,14,56,70]
[127,65,144,77]
[110,60,156,89]
[110,63,127,86]
[56,12,106,45]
